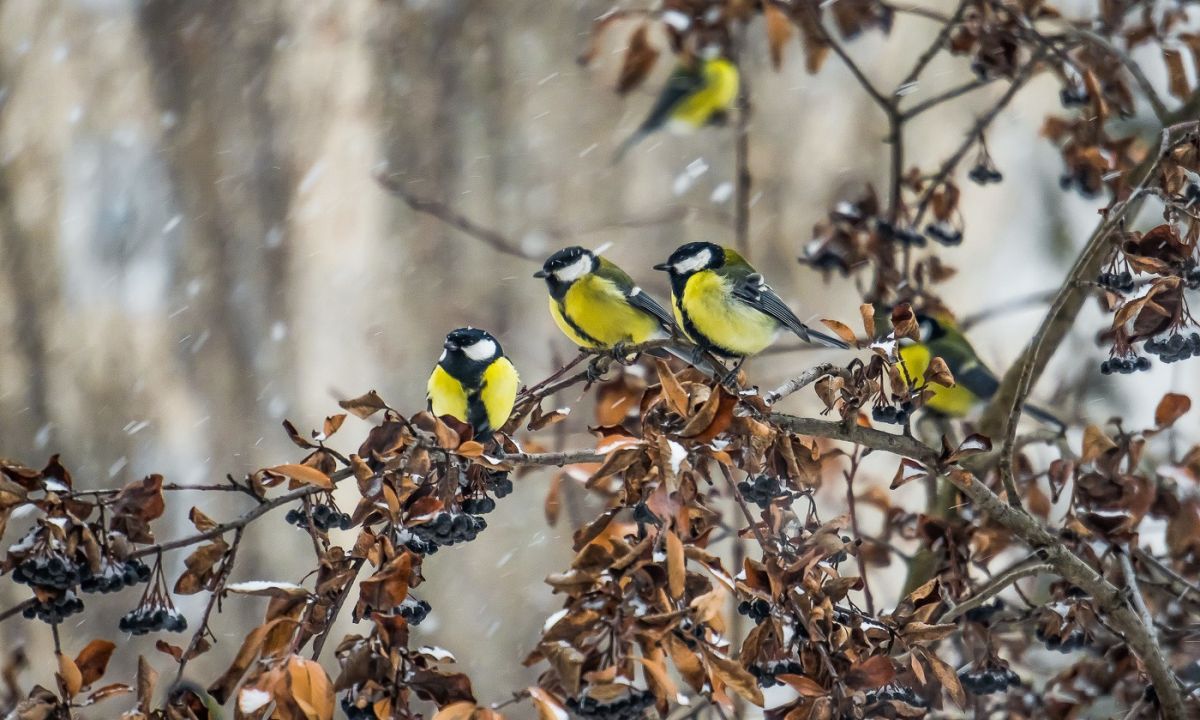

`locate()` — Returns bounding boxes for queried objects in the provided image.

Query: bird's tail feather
[802,325,851,350]
[612,131,646,165]
[1021,402,1065,432]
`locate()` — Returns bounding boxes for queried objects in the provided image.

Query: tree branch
[763,363,849,405]
[1074,28,1169,123]
[979,121,1199,439]
[947,470,1186,719]
[375,167,536,260]
[939,559,1051,622]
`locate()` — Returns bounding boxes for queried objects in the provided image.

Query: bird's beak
[533,269,549,279]
[652,262,672,271]
[444,340,459,352]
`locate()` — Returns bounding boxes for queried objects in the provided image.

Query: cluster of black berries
[460,496,496,515]
[1060,85,1090,107]
[340,692,376,720]
[876,220,927,247]
[963,598,1005,624]
[80,558,151,594]
[285,504,352,532]
[565,690,654,719]
[410,512,486,549]
[968,163,1003,185]
[737,598,772,624]
[1100,355,1151,375]
[397,597,431,626]
[23,590,84,624]
[1144,333,1200,364]
[1058,171,1103,199]
[750,660,804,688]
[119,603,187,635]
[632,502,661,527]
[872,400,913,426]
[13,554,83,590]
[737,475,786,509]
[925,221,963,246]
[959,666,1020,695]
[1097,270,1136,293]
[486,471,513,498]
[1183,264,1200,289]
[1036,626,1089,652]
[865,685,926,708]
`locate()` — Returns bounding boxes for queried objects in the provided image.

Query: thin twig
[176,526,244,682]
[913,52,1046,228]
[901,78,995,120]
[763,362,846,405]
[1120,550,1158,644]
[939,560,1051,622]
[311,557,365,661]
[898,0,971,91]
[375,168,535,260]
[1135,549,1200,606]
[733,22,753,259]
[1074,28,1169,123]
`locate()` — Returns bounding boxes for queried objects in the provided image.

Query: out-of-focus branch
[898,0,971,91]
[375,168,536,260]
[733,23,753,259]
[901,78,994,120]
[1120,550,1158,644]
[1074,28,1169,123]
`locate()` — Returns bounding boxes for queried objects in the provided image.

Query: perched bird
[899,313,1062,427]
[535,246,676,349]
[167,681,223,720]
[654,241,850,358]
[613,56,740,162]
[427,328,519,441]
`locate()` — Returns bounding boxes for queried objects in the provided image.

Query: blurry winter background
[0,0,1191,713]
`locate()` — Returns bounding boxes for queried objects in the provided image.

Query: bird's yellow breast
[675,271,778,357]
[549,276,663,349]
[671,59,739,130]
[898,343,977,417]
[479,356,519,431]
[427,365,469,423]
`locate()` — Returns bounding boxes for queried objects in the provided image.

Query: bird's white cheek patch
[464,339,497,362]
[553,255,593,283]
[674,249,712,275]
[438,349,447,362]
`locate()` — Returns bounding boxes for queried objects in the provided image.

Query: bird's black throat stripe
[673,292,742,359]
[558,300,604,347]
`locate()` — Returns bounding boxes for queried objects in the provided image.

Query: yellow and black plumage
[900,313,1062,427]
[654,241,850,358]
[614,56,740,162]
[535,246,675,349]
[427,328,519,441]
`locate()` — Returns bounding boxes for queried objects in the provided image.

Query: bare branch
[898,0,971,90]
[914,52,1046,228]
[939,560,1052,622]
[176,526,244,682]
[1074,28,1169,123]
[375,168,536,260]
[901,77,995,120]
[947,470,1187,719]
[763,362,848,405]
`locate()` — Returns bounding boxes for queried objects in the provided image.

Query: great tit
[654,241,850,358]
[427,328,519,441]
[614,56,740,162]
[534,246,675,349]
[900,313,1062,427]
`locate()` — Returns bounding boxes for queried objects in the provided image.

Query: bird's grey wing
[732,274,849,349]
[626,287,675,330]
